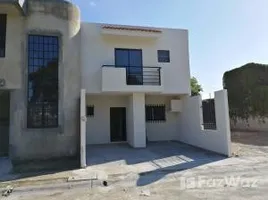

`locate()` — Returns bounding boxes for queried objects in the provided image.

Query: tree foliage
[191,77,203,96]
[223,63,268,122]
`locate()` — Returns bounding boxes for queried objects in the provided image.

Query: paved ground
[1,133,268,200]
[86,141,225,180]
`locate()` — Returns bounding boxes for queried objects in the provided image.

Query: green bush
[223,63,268,123]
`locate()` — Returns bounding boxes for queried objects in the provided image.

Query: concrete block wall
[177,90,231,156]
[9,0,82,162]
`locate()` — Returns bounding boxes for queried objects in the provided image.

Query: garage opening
[0,90,10,157]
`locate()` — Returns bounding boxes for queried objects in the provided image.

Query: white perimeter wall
[177,90,232,156]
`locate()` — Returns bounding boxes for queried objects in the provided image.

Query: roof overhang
[101,25,162,39]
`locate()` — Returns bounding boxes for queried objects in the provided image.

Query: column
[127,93,146,148]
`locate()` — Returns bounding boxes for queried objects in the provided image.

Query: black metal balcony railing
[102,65,161,86]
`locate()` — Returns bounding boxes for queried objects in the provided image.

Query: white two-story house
[82,23,191,147]
[0,0,231,168]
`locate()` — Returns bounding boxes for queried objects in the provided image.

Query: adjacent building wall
[0,5,23,89]
[9,0,82,162]
[81,23,191,95]
[177,90,231,156]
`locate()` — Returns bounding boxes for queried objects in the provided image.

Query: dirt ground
[3,131,268,200]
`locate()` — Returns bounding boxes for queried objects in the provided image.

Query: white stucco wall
[81,23,191,95]
[86,94,146,147]
[86,94,181,146]
[86,95,128,145]
[128,93,146,148]
[145,95,179,141]
[177,90,231,156]
[101,66,163,93]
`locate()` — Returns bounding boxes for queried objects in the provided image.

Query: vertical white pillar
[127,93,146,148]
[80,89,87,168]
[215,89,232,157]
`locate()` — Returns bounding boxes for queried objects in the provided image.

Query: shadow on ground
[87,141,226,186]
[0,156,79,183]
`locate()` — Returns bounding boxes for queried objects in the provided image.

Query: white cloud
[89,1,96,7]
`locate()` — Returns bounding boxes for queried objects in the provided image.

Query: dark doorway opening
[110,107,127,142]
[0,91,10,157]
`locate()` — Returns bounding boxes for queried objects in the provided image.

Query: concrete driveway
[86,141,225,183]
[3,134,268,200]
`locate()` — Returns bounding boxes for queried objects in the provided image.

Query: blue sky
[73,0,268,98]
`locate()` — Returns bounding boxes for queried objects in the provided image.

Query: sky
[72,0,268,98]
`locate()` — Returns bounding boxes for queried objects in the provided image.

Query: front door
[115,48,143,85]
[0,91,10,157]
[110,107,127,142]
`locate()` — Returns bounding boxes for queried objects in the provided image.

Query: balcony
[101,65,163,93]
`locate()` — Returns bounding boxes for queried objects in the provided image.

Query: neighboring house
[0,0,231,168]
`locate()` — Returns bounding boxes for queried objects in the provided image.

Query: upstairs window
[146,105,166,122]
[27,35,59,128]
[0,14,7,57]
[158,50,170,63]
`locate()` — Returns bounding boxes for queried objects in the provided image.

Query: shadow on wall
[86,142,226,186]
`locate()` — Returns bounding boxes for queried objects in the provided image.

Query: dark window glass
[115,48,143,85]
[0,14,7,57]
[87,106,94,117]
[157,50,170,63]
[145,105,166,122]
[27,35,59,128]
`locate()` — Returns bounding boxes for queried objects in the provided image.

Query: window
[0,14,7,57]
[157,50,170,63]
[146,105,166,122]
[27,35,59,128]
[115,48,143,85]
[87,106,94,117]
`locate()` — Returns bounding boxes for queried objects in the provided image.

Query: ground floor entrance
[84,90,231,162]
[0,91,10,157]
[110,107,127,142]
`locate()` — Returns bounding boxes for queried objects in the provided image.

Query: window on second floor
[0,14,7,57]
[27,35,59,128]
[157,50,170,63]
